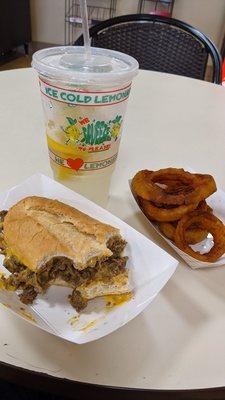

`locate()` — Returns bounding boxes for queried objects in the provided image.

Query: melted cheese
[68,315,80,326]
[0,272,15,291]
[2,303,11,309]
[4,247,28,269]
[80,320,96,332]
[104,292,133,309]
[19,308,36,323]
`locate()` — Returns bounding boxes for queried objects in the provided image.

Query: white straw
[79,0,91,58]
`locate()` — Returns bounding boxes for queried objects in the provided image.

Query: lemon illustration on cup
[111,115,122,140]
[63,117,82,145]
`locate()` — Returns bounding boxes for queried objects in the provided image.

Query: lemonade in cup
[32,46,138,206]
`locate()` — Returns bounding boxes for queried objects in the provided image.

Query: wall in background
[30,0,225,48]
[30,0,65,44]
[116,0,138,16]
[173,0,225,49]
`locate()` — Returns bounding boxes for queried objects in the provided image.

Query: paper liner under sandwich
[0,174,178,344]
[130,180,225,270]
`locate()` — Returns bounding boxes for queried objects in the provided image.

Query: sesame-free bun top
[3,196,122,272]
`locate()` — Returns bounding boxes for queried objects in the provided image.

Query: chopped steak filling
[0,235,5,254]
[0,211,7,253]
[69,290,88,312]
[3,256,26,274]
[3,255,127,311]
[38,256,127,289]
[0,210,7,225]
[19,285,38,304]
[107,237,126,256]
[37,257,83,288]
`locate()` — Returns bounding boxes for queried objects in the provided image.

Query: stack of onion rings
[131,168,225,262]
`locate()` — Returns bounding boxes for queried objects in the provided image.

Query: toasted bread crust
[3,196,122,271]
[76,270,129,299]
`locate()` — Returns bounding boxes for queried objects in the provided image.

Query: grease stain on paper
[19,308,36,323]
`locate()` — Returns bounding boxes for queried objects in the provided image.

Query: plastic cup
[32,46,138,206]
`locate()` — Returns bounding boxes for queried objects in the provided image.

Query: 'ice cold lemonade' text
[40,79,131,105]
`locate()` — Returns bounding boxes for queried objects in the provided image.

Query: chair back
[75,14,221,83]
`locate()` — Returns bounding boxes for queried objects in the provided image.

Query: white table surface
[0,68,225,390]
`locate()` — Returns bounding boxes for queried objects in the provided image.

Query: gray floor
[0,379,66,400]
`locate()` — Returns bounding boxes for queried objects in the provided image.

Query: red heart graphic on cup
[67,158,84,170]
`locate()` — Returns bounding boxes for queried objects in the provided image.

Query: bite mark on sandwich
[0,197,130,312]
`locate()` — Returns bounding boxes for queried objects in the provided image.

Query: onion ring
[139,197,198,222]
[158,221,176,241]
[158,200,212,244]
[196,200,213,213]
[158,200,212,243]
[184,174,217,205]
[131,169,216,206]
[158,221,208,244]
[132,169,198,206]
[174,211,225,262]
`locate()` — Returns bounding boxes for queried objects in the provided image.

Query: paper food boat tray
[0,174,178,344]
[130,180,225,270]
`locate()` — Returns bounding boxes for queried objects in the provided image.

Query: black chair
[75,14,222,84]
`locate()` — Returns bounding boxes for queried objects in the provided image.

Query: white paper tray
[131,181,225,270]
[0,174,178,344]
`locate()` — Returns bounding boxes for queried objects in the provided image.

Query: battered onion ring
[139,198,198,222]
[158,200,212,243]
[174,211,225,262]
[132,169,216,206]
[158,221,176,240]
[158,221,208,244]
[184,173,217,205]
[158,200,212,244]
[132,169,198,206]
[196,200,213,213]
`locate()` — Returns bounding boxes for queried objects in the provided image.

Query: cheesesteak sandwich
[0,197,129,311]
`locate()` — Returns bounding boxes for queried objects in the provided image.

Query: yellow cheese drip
[104,292,133,309]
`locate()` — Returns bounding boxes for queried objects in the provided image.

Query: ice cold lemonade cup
[32,47,138,206]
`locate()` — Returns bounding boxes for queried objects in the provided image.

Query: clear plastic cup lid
[32,46,139,86]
